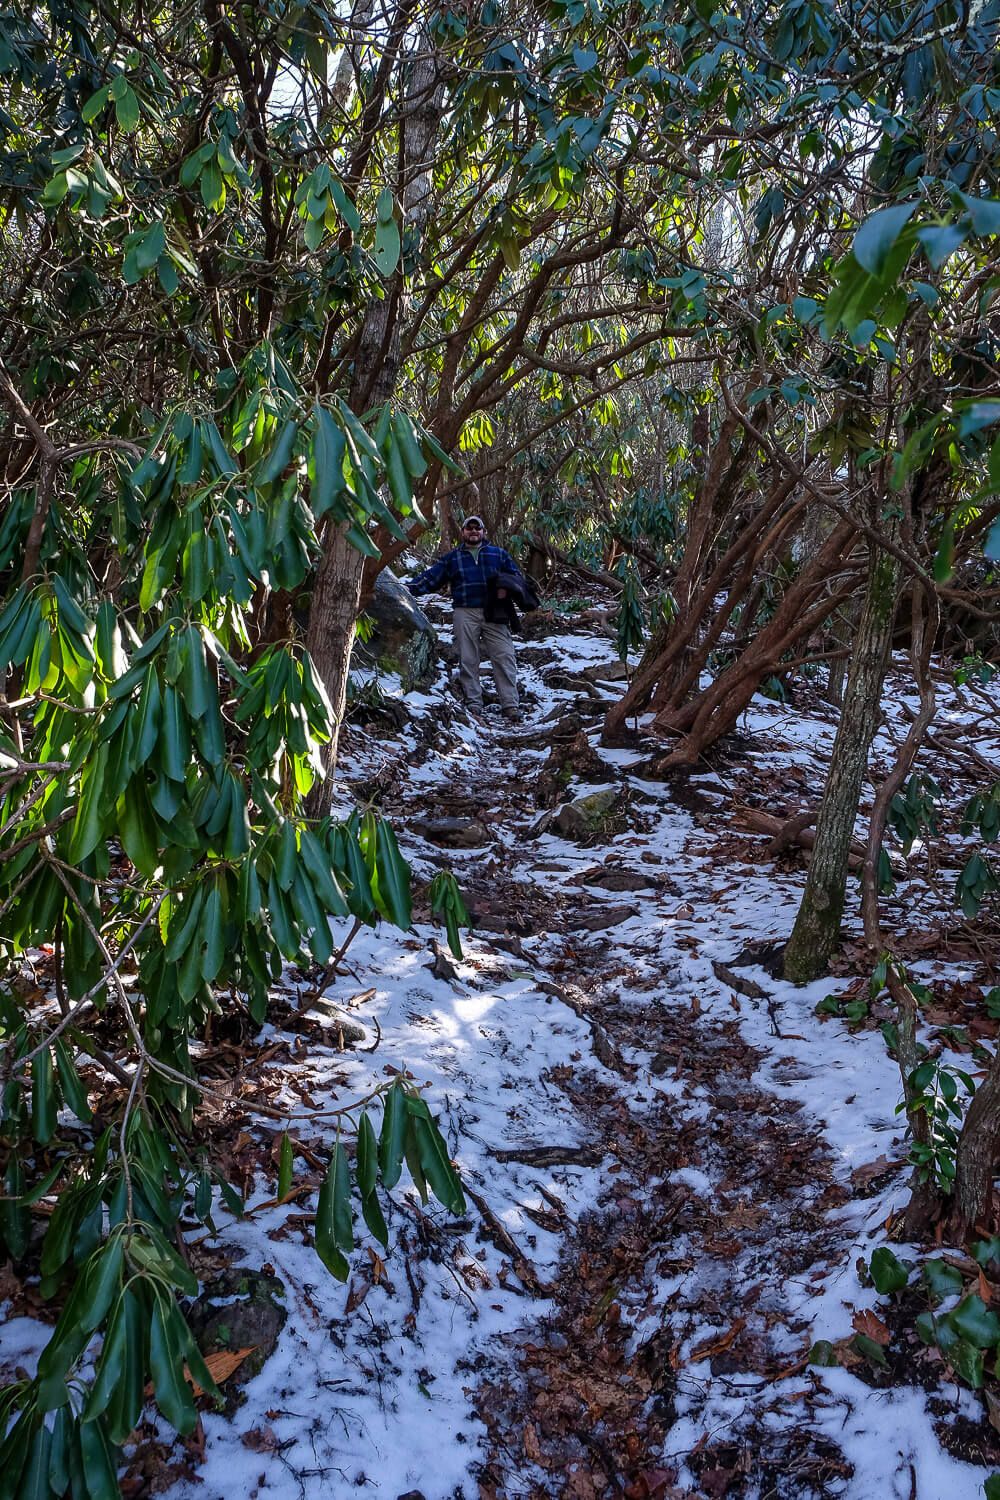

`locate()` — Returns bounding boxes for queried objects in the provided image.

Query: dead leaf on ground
[522,1421,543,1463]
[189,1345,257,1397]
[241,1425,280,1452]
[985,1390,1000,1435]
[851,1309,890,1346]
[687,1318,747,1364]
[850,1155,902,1187]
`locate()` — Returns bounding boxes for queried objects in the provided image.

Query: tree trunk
[783,541,900,983]
[601,469,800,744]
[952,1044,1000,1237]
[647,519,858,766]
[859,584,938,950]
[304,44,443,812]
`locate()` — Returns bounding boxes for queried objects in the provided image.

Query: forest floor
[4,591,1000,1500]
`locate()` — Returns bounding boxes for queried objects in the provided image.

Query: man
[407,515,527,722]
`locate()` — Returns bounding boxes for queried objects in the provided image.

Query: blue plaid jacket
[408,543,525,611]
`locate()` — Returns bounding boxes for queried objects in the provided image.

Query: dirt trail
[370,631,860,1500]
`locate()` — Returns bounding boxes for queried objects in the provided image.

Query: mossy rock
[187,1267,287,1412]
[353,569,437,689]
[551,787,625,841]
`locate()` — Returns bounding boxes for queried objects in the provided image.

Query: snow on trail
[7,610,995,1499]
[175,612,999,1497]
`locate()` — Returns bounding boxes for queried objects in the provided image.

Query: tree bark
[304,42,443,812]
[951,1043,1000,1237]
[602,469,801,743]
[783,540,900,983]
[646,519,859,767]
[859,583,938,950]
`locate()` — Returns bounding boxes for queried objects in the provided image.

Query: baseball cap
[462,515,486,529]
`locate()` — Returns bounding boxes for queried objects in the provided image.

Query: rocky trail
[139,601,1000,1499]
[351,616,861,1500]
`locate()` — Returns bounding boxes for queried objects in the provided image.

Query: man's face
[462,522,484,542]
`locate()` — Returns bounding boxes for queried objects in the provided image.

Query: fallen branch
[462,1180,551,1296]
[711,961,766,1001]
[733,806,865,869]
[532,976,634,1076]
[489,1143,604,1168]
[527,533,624,593]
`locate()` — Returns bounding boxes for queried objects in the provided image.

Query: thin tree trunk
[860,584,938,949]
[304,43,443,812]
[783,540,900,983]
[602,470,800,742]
[648,518,858,760]
[889,968,942,1238]
[952,1044,1000,1237]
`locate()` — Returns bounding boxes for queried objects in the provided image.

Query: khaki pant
[452,607,519,711]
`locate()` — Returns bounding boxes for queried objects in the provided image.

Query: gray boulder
[532,786,625,841]
[353,569,437,687]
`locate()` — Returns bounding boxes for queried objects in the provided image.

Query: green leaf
[311,404,346,518]
[851,1332,888,1369]
[160,684,190,783]
[83,1293,127,1421]
[356,1113,378,1198]
[20,1423,52,1500]
[869,1247,909,1294]
[405,1095,464,1212]
[48,1407,72,1496]
[373,818,412,928]
[807,1339,836,1366]
[853,201,918,277]
[115,82,141,132]
[199,877,225,983]
[946,1336,984,1388]
[329,178,360,232]
[314,1154,350,1280]
[298,828,349,917]
[105,1285,146,1443]
[149,1293,197,1435]
[54,1037,93,1123]
[373,217,401,276]
[960,195,1000,236]
[78,1411,118,1500]
[78,1237,125,1333]
[378,1082,407,1190]
[277,1133,294,1199]
[69,741,109,863]
[951,1294,1000,1349]
[331,1141,353,1250]
[32,1045,57,1145]
[257,418,299,486]
[923,1258,963,1302]
[82,84,111,122]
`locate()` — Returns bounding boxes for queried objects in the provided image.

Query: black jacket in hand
[484,570,541,632]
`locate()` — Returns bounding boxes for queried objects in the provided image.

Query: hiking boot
[501,706,522,723]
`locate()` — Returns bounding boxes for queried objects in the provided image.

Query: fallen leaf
[985,1389,1000,1435]
[523,1421,542,1464]
[188,1345,257,1397]
[851,1309,890,1346]
[241,1425,279,1452]
[850,1155,900,1186]
[367,1245,386,1284]
[345,1277,371,1315]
